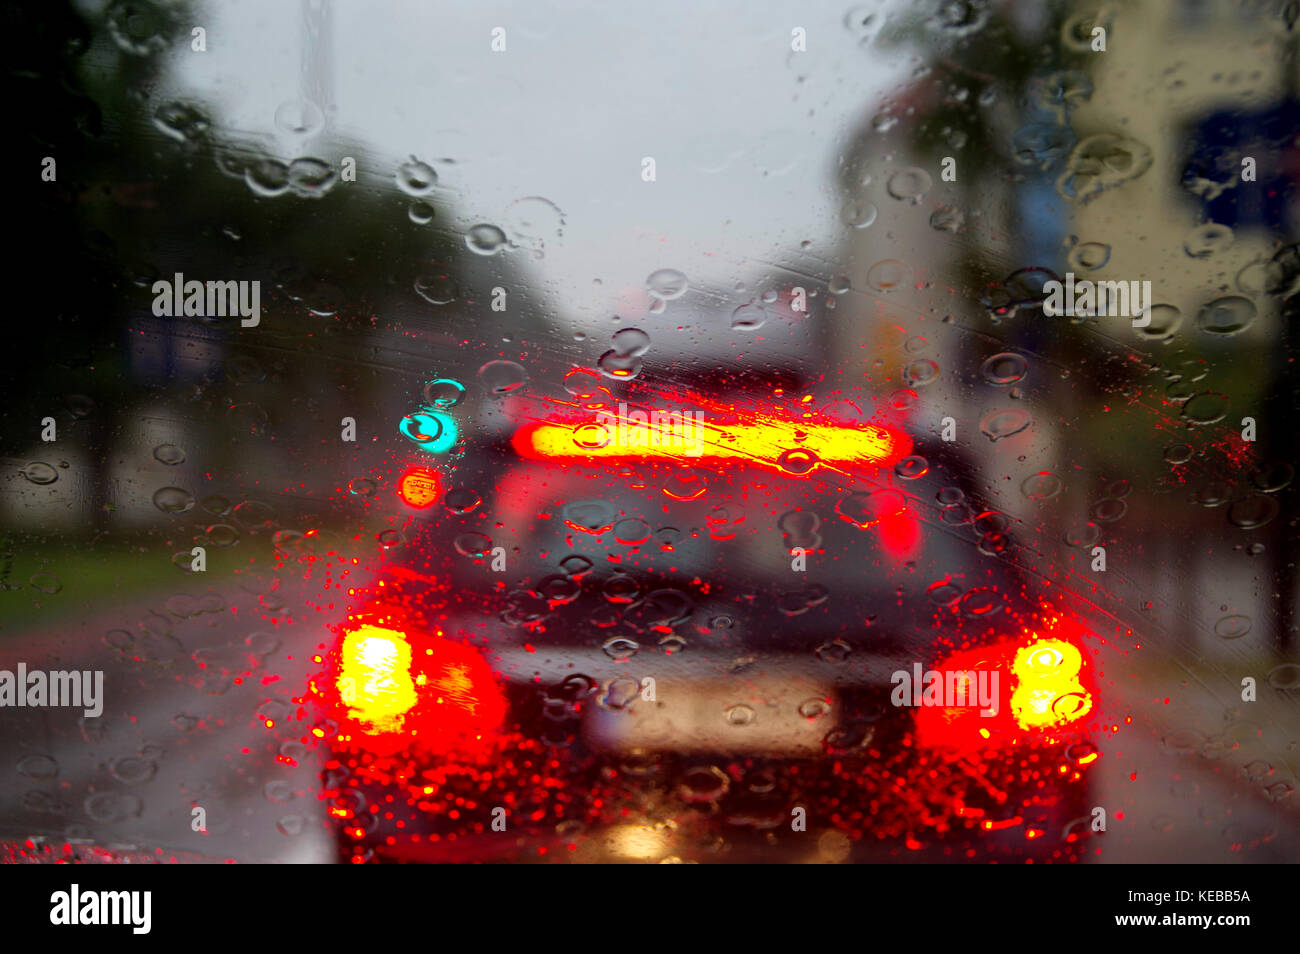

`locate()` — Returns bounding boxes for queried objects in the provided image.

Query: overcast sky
[154,0,910,310]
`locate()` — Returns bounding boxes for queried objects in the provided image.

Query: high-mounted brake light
[513,407,910,474]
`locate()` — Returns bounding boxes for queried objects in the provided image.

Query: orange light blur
[399,467,442,508]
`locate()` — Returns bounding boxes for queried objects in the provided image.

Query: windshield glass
[2,0,1297,866]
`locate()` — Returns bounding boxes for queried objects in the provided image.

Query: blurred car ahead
[308,367,1103,863]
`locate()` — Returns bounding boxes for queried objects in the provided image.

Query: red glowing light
[318,610,506,759]
[512,407,911,475]
[913,616,1096,755]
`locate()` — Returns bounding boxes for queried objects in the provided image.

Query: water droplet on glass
[274,98,323,136]
[232,499,276,530]
[153,487,195,514]
[110,756,157,784]
[153,443,185,465]
[246,632,280,656]
[844,6,879,34]
[646,268,689,301]
[1184,223,1234,258]
[245,157,291,197]
[597,349,643,379]
[815,639,851,663]
[1227,494,1280,530]
[1251,462,1294,493]
[980,352,1028,386]
[1064,522,1101,547]
[287,157,336,197]
[22,462,58,485]
[396,156,437,196]
[21,571,58,595]
[979,409,1032,441]
[423,378,466,408]
[1195,296,1256,336]
[1068,241,1111,271]
[840,198,878,229]
[959,587,1004,618]
[599,677,638,710]
[1041,69,1094,107]
[724,704,756,727]
[1195,480,1231,507]
[17,754,58,780]
[453,533,494,559]
[602,637,640,662]
[928,579,963,605]
[823,722,874,755]
[408,201,435,225]
[613,518,652,546]
[936,486,966,507]
[1266,665,1300,690]
[1137,303,1182,340]
[477,360,528,395]
[566,500,616,535]
[731,302,768,331]
[930,0,991,35]
[836,489,906,528]
[561,554,594,577]
[611,328,651,356]
[204,524,239,547]
[866,258,911,292]
[348,476,377,496]
[1090,498,1126,523]
[799,698,831,719]
[903,359,939,386]
[153,101,210,143]
[678,764,729,802]
[777,448,819,476]
[465,224,508,255]
[444,488,481,515]
[106,0,172,55]
[1058,133,1153,203]
[930,206,965,231]
[1181,392,1229,425]
[377,528,405,549]
[414,271,458,305]
[503,196,564,241]
[895,455,928,479]
[974,511,1011,534]
[171,713,198,732]
[1214,615,1251,639]
[84,792,142,823]
[1012,122,1075,167]
[887,167,932,202]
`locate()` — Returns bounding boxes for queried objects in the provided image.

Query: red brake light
[513,408,911,474]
